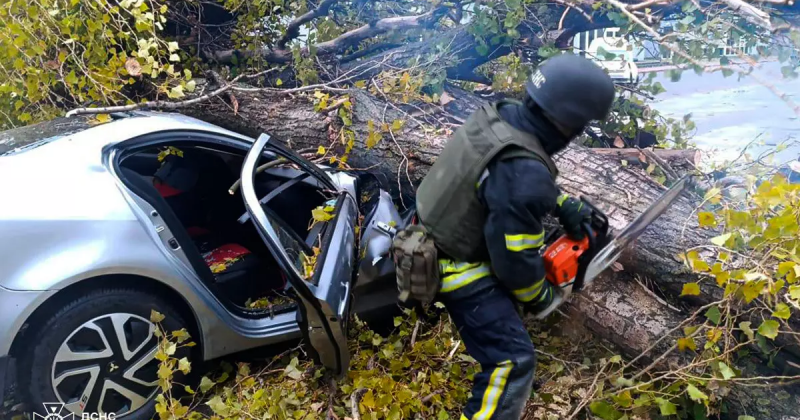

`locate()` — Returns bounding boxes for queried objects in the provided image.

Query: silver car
[0,112,406,419]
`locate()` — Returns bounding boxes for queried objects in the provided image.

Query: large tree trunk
[183,84,800,419]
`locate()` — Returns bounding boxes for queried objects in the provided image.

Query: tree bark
[592,147,702,168]
[182,84,800,419]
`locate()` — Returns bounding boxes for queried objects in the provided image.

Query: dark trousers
[442,284,536,420]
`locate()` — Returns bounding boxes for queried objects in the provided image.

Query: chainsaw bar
[581,175,691,287]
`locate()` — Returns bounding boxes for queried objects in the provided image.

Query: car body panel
[241,134,352,375]
[0,112,400,378]
[0,113,300,362]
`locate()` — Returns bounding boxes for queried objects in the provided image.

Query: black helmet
[526,54,615,133]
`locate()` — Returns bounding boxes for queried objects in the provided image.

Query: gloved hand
[556,194,591,240]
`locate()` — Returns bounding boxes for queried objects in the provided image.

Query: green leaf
[772,303,791,320]
[178,357,191,374]
[206,395,230,416]
[705,305,721,325]
[718,362,735,380]
[168,85,184,99]
[710,233,731,246]
[740,321,755,340]
[686,384,708,402]
[284,357,304,380]
[656,398,678,415]
[789,285,800,300]
[738,416,756,420]
[758,319,780,340]
[589,400,624,420]
[199,376,215,393]
[276,78,283,86]
[681,283,701,296]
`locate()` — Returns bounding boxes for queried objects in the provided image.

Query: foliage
[153,309,479,420]
[0,0,193,128]
[582,162,800,419]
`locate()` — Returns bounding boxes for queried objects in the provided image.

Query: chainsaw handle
[573,222,596,293]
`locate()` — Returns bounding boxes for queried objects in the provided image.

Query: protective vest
[415,100,558,262]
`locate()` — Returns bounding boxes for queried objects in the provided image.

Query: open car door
[241,134,353,376]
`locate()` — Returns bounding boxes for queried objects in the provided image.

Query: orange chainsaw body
[543,234,590,287]
[541,199,611,293]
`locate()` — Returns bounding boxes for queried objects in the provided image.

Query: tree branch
[721,0,773,30]
[277,0,340,49]
[339,42,404,63]
[314,6,449,56]
[208,6,449,65]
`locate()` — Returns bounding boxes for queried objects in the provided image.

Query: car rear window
[0,115,97,156]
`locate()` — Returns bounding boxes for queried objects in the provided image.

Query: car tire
[20,288,190,420]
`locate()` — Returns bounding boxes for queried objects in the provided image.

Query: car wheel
[21,288,190,420]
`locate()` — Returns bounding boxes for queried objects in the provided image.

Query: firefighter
[414,54,615,419]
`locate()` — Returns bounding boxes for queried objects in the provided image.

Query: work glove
[555,194,591,240]
[522,281,565,320]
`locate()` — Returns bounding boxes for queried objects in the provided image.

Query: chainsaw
[534,175,690,319]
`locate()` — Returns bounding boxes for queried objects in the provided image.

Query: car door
[241,134,353,376]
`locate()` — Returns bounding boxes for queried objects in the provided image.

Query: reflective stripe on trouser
[443,285,537,420]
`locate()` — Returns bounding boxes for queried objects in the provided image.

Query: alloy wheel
[50,313,159,417]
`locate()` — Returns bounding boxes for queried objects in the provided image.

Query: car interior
[118,143,332,314]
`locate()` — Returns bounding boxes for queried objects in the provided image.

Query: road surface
[648,61,800,167]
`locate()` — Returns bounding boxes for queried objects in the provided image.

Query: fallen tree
[180,82,800,419]
[4,0,800,418]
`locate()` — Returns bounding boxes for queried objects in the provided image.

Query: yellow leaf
[311,207,334,223]
[711,263,723,274]
[677,337,696,352]
[165,342,177,356]
[740,280,765,303]
[169,53,180,62]
[715,271,730,287]
[360,390,376,409]
[276,78,283,86]
[693,260,710,272]
[95,114,111,124]
[706,328,722,343]
[778,261,798,283]
[718,252,729,261]
[172,328,190,342]
[391,119,404,132]
[681,283,701,296]
[704,187,721,201]
[355,80,367,88]
[698,212,716,227]
[150,309,166,323]
[158,363,173,380]
[317,146,326,155]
